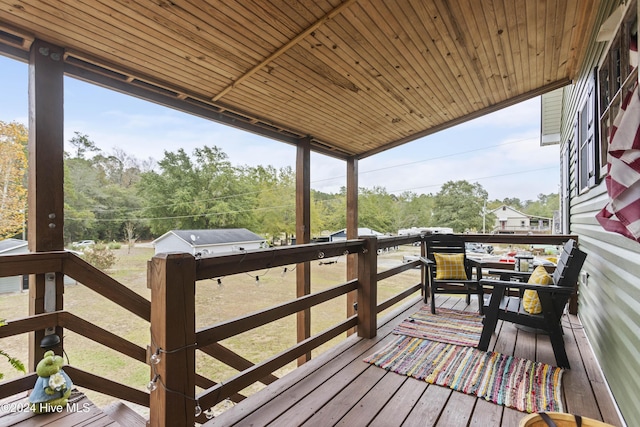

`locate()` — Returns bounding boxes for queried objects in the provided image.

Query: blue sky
[0,55,558,201]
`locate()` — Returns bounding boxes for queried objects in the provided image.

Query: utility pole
[482,199,487,234]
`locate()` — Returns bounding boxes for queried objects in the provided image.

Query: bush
[82,245,117,270]
[107,241,122,250]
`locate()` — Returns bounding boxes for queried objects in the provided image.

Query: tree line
[0,121,559,244]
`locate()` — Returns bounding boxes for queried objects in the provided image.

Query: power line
[66,165,554,223]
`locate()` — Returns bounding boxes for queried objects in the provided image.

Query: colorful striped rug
[364,335,564,413]
[393,307,482,347]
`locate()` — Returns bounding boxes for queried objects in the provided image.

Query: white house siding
[154,238,194,255]
[0,276,22,294]
[0,239,28,293]
[559,1,640,423]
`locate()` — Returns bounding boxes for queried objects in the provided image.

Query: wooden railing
[147,234,428,425]
[0,233,578,426]
[0,251,150,407]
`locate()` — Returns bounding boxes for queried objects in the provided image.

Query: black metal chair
[422,234,484,314]
[477,239,587,368]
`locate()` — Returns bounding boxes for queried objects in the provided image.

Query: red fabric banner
[596,84,640,242]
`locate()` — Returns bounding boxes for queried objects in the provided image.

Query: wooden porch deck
[207,295,624,427]
[0,391,146,426]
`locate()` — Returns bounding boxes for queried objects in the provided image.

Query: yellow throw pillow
[434,253,468,280]
[523,265,553,314]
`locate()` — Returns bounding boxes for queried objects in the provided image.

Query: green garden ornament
[28,350,73,414]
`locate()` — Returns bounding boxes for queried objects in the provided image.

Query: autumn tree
[0,121,28,239]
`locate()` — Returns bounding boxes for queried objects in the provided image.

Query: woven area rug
[393,307,482,347]
[364,335,564,413]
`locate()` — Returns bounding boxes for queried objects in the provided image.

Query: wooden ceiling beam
[211,0,358,102]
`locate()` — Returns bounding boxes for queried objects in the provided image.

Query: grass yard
[0,243,422,413]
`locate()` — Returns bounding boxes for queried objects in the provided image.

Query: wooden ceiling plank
[375,0,464,120]
[310,13,449,127]
[386,0,469,119]
[12,0,232,95]
[543,0,555,85]
[281,16,443,139]
[262,56,408,147]
[232,34,402,140]
[281,49,398,134]
[524,0,539,92]
[436,0,496,108]
[343,2,460,123]
[556,0,579,79]
[461,0,505,104]
[225,69,374,153]
[363,0,458,118]
[478,0,513,98]
[489,0,518,96]
[211,0,358,102]
[428,0,490,112]
[360,77,571,159]
[189,0,296,53]
[457,0,505,106]
[125,0,266,69]
[535,1,547,88]
[91,0,248,83]
[389,1,471,115]
[504,0,529,93]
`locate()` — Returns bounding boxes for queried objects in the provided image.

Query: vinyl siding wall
[559,1,640,424]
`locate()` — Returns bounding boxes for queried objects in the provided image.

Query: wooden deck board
[206,295,625,427]
[0,392,120,426]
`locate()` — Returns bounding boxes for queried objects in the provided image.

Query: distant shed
[0,238,28,294]
[329,228,384,242]
[152,229,267,256]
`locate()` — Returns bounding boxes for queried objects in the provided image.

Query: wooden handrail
[64,253,151,321]
[377,286,422,313]
[59,312,147,363]
[198,342,279,385]
[195,240,364,280]
[0,251,65,277]
[0,373,38,400]
[377,259,420,281]
[195,374,245,403]
[64,366,150,407]
[197,316,358,410]
[0,312,59,338]
[462,233,579,245]
[196,280,358,347]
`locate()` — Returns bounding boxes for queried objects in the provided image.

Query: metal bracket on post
[44,272,56,336]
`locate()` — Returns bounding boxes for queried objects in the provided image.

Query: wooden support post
[296,138,311,365]
[27,39,65,370]
[420,235,427,302]
[149,253,196,427]
[357,237,377,338]
[346,157,358,335]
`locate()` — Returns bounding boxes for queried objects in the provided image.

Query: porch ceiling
[0,0,601,160]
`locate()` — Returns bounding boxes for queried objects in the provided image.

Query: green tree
[253,166,295,243]
[523,193,559,218]
[69,132,100,159]
[0,121,28,239]
[138,146,253,235]
[431,180,488,232]
[358,186,396,233]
